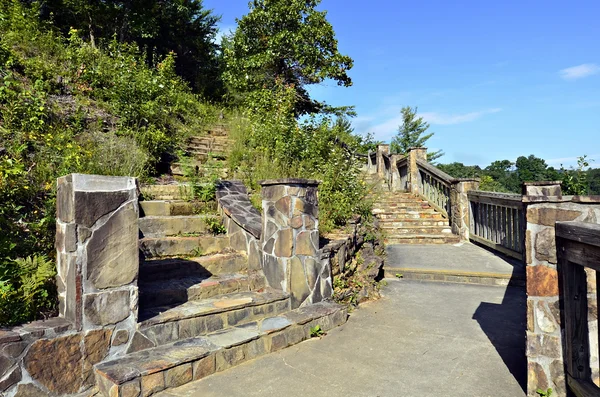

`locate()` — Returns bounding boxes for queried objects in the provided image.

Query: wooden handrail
[416,159,454,186]
[556,222,600,397]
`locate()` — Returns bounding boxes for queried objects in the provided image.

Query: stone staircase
[372,190,459,245]
[171,125,232,178]
[93,187,347,397]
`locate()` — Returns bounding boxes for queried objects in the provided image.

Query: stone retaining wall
[524,182,600,396]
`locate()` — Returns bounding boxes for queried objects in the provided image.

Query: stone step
[140,185,193,201]
[140,236,231,258]
[140,200,217,216]
[379,226,453,234]
[139,273,251,308]
[375,212,445,220]
[139,215,211,238]
[188,135,231,144]
[186,151,228,162]
[94,302,347,397]
[378,219,449,227]
[373,205,433,212]
[186,142,229,151]
[384,235,460,244]
[385,267,526,287]
[139,290,289,332]
[170,163,228,178]
[140,253,248,281]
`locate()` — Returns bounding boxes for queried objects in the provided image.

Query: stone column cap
[522,181,562,186]
[259,178,321,187]
[408,147,427,151]
[63,173,136,191]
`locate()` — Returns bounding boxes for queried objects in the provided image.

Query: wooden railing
[467,191,524,260]
[416,160,452,218]
[556,221,600,397]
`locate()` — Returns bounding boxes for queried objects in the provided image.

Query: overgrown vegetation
[0,0,375,325]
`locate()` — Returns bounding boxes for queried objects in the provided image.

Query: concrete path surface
[386,242,524,275]
[157,279,527,397]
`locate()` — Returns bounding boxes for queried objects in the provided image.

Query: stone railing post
[522,181,569,396]
[450,178,480,240]
[376,144,390,178]
[389,154,403,191]
[56,174,139,332]
[260,179,323,309]
[407,147,427,195]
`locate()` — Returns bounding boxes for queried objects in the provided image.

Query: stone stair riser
[376,213,444,220]
[384,236,460,244]
[380,227,452,234]
[139,216,209,238]
[378,221,448,227]
[140,236,231,258]
[140,201,217,217]
[139,299,292,348]
[139,275,251,308]
[94,305,347,397]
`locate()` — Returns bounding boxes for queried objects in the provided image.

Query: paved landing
[157,279,527,397]
[386,242,523,275]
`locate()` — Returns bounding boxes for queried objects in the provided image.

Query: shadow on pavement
[473,264,527,393]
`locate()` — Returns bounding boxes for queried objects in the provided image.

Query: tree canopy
[223,0,353,116]
[390,106,443,162]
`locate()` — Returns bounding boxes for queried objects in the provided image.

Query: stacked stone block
[260,179,331,309]
[450,179,480,240]
[0,174,141,396]
[524,182,600,396]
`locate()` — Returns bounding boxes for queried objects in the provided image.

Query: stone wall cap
[571,195,600,203]
[523,181,562,186]
[259,178,321,187]
[408,147,427,151]
[69,173,136,192]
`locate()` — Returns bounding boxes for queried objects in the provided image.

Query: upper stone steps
[378,219,449,227]
[94,300,347,397]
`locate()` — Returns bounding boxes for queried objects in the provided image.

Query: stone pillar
[407,147,427,195]
[450,178,480,240]
[389,154,403,192]
[260,179,324,309]
[523,181,566,396]
[376,144,390,178]
[56,174,139,332]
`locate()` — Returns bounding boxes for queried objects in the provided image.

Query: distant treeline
[437,155,599,195]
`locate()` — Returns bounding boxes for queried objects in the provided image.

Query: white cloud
[559,63,600,81]
[359,108,502,142]
[420,108,502,125]
[546,154,598,168]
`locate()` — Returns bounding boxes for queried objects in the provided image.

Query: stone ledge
[216,180,262,239]
[1,317,73,341]
[259,178,321,187]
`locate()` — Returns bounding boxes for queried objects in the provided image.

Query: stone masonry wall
[525,182,600,397]
[260,179,328,309]
[216,180,266,291]
[1,174,141,397]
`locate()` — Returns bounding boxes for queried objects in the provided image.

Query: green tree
[437,162,482,178]
[389,106,443,162]
[560,155,593,195]
[38,0,222,98]
[223,0,353,116]
[588,168,600,195]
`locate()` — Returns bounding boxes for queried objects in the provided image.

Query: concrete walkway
[158,266,527,396]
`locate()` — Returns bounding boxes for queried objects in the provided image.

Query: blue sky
[204,0,600,168]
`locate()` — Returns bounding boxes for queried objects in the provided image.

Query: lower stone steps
[375,211,444,220]
[378,219,448,227]
[379,225,452,234]
[170,162,228,178]
[140,236,231,258]
[139,215,211,238]
[95,302,347,397]
[140,253,248,281]
[139,273,251,308]
[384,235,460,244]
